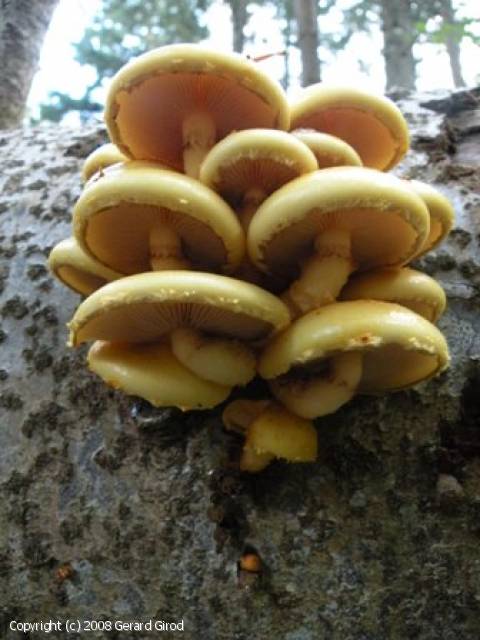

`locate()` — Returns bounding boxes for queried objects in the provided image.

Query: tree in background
[40,0,208,122]
[0,0,59,128]
[293,0,321,86]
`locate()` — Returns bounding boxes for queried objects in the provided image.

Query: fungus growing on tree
[292,130,362,169]
[248,167,430,316]
[408,180,455,257]
[105,44,290,178]
[81,143,127,183]
[259,300,449,419]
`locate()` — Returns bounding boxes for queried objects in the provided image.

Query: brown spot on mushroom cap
[73,162,244,275]
[259,300,449,393]
[105,44,290,167]
[340,267,447,323]
[290,85,409,170]
[48,237,121,296]
[247,167,429,284]
[88,341,231,410]
[199,129,317,206]
[68,271,291,347]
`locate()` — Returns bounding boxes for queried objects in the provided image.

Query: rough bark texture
[293,0,320,86]
[0,0,59,129]
[440,0,466,88]
[1,88,480,639]
[380,0,417,91]
[227,0,248,54]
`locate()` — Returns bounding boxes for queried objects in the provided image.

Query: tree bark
[380,0,416,91]
[227,0,249,54]
[0,0,58,129]
[293,0,320,86]
[440,0,466,88]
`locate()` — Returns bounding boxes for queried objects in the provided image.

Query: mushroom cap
[88,341,231,410]
[293,130,362,168]
[48,237,121,296]
[248,167,430,282]
[69,271,291,347]
[290,85,409,170]
[340,267,446,323]
[199,129,317,205]
[105,44,290,167]
[81,143,127,183]
[73,162,244,275]
[259,300,449,393]
[408,180,455,257]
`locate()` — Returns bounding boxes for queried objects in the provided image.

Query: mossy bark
[0,89,480,639]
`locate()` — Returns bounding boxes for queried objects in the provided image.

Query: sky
[27,0,480,120]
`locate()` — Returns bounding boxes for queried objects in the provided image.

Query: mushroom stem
[285,228,355,316]
[270,351,363,419]
[171,327,256,387]
[182,111,216,179]
[239,186,266,230]
[149,225,190,271]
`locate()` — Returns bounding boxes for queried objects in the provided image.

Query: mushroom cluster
[49,44,453,473]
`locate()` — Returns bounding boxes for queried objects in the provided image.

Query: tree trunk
[0,0,58,129]
[380,0,416,91]
[228,0,249,54]
[440,0,466,88]
[293,0,320,86]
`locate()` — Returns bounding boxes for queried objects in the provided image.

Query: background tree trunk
[227,0,249,54]
[293,0,320,86]
[1,88,480,637]
[380,0,416,90]
[0,0,58,129]
[440,0,466,88]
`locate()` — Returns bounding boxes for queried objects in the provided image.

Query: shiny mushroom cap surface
[73,162,244,275]
[259,300,449,393]
[88,341,231,410]
[290,85,409,170]
[68,271,291,347]
[340,267,447,323]
[105,44,290,168]
[199,129,317,205]
[292,130,362,168]
[48,237,121,296]
[248,167,430,283]
[81,143,128,183]
[408,180,455,257]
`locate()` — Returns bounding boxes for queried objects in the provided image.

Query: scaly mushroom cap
[81,143,127,183]
[48,237,121,296]
[259,300,449,393]
[341,267,446,323]
[290,85,409,170]
[248,167,429,283]
[105,44,290,167]
[73,162,244,275]
[293,130,362,168]
[199,129,318,206]
[68,271,291,347]
[88,341,230,410]
[408,180,455,257]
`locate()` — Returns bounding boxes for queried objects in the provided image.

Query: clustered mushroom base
[48,44,453,474]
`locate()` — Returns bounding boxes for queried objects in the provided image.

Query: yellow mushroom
[248,167,430,316]
[408,180,455,257]
[73,162,244,275]
[341,267,447,323]
[290,84,409,171]
[259,300,450,419]
[69,271,290,394]
[222,399,317,472]
[292,130,362,169]
[105,44,290,178]
[48,237,121,296]
[81,143,127,183]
